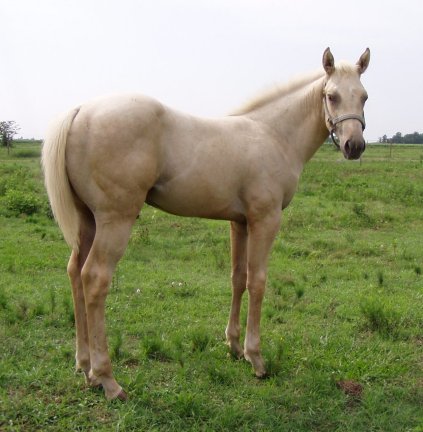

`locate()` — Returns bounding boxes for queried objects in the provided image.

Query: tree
[392,132,402,144]
[0,121,20,154]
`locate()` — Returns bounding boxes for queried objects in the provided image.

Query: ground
[0,142,422,431]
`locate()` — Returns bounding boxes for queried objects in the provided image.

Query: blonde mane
[231,69,325,115]
[231,61,360,116]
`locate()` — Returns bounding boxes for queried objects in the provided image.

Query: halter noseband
[323,95,366,148]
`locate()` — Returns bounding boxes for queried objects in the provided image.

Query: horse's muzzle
[343,138,365,160]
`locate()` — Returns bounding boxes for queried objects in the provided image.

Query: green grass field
[0,141,422,431]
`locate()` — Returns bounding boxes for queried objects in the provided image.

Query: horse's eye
[327,94,339,104]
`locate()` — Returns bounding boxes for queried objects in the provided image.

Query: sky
[1,0,422,142]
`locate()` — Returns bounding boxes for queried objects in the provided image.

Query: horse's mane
[230,69,325,116]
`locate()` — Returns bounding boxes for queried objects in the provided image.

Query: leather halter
[323,96,366,148]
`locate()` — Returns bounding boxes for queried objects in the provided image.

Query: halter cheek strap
[323,96,366,148]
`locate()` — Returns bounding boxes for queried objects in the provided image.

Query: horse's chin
[342,150,362,161]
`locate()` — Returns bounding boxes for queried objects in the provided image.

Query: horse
[42,48,370,400]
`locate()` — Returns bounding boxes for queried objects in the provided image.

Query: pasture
[0,141,422,431]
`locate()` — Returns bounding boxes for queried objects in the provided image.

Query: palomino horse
[42,48,370,400]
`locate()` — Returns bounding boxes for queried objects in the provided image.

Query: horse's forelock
[333,61,360,76]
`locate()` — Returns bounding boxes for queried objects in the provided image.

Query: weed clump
[62,295,74,325]
[173,391,206,419]
[5,189,41,216]
[17,299,30,321]
[131,225,151,245]
[271,275,296,296]
[15,149,41,158]
[112,331,124,360]
[264,338,284,377]
[32,303,46,318]
[142,336,172,362]
[0,291,8,310]
[191,329,210,352]
[360,297,403,338]
[295,287,305,299]
[49,288,56,314]
[352,203,374,226]
[377,271,384,287]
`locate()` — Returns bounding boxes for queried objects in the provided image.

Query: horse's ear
[322,47,335,75]
[357,48,370,74]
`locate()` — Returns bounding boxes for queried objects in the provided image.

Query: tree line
[379,131,423,144]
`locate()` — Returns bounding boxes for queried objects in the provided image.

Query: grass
[0,142,422,431]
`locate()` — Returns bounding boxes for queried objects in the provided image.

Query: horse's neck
[248,76,328,172]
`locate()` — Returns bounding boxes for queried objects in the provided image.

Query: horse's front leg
[244,212,281,377]
[226,221,248,358]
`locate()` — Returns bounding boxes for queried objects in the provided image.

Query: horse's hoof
[116,389,127,401]
[244,352,268,378]
[255,371,269,380]
[227,351,244,361]
[106,386,128,401]
[225,340,244,360]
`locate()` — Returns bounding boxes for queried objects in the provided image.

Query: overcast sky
[1,0,422,141]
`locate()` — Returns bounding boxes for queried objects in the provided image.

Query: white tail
[42,108,81,252]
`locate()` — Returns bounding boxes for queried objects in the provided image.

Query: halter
[323,95,366,148]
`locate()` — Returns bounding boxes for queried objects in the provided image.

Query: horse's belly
[145,184,246,223]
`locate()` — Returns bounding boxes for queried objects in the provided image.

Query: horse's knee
[246,270,266,297]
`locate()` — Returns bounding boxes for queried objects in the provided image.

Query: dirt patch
[336,379,364,403]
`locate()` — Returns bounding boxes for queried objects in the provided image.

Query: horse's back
[71,93,166,139]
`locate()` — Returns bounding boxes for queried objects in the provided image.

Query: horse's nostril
[344,140,351,155]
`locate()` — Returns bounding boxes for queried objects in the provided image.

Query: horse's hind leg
[67,212,96,384]
[81,214,136,400]
[226,221,247,358]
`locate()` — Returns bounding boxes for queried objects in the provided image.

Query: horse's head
[322,48,370,160]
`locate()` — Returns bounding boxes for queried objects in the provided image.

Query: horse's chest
[281,173,300,210]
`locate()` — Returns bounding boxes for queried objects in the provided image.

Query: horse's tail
[42,107,81,252]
